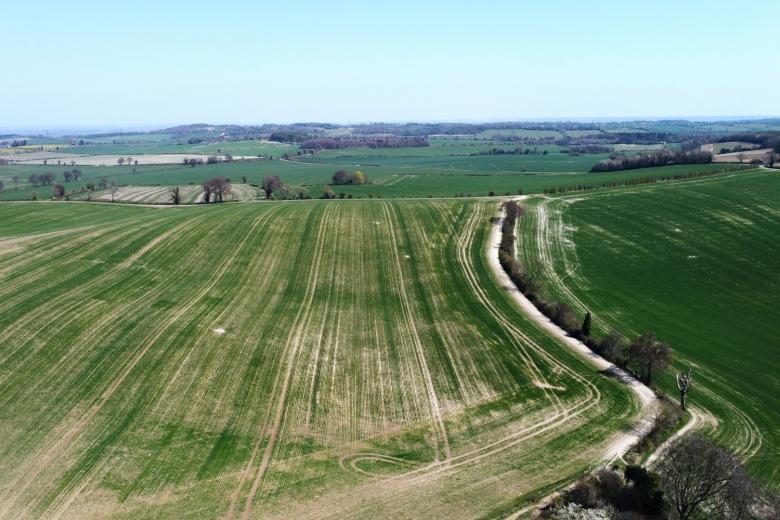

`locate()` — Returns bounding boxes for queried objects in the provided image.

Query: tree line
[332,170,368,185]
[469,147,549,156]
[542,164,745,195]
[260,175,311,200]
[300,136,428,150]
[499,202,778,519]
[591,150,712,173]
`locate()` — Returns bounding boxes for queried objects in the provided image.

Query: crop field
[71,184,261,204]
[515,168,780,486]
[61,140,297,157]
[2,152,258,166]
[0,199,639,518]
[1,155,744,202]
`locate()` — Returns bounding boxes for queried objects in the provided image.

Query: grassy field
[1,156,745,202]
[59,140,297,157]
[516,168,780,486]
[0,199,638,518]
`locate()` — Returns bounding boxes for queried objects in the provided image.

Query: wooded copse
[202,177,231,203]
[27,173,57,186]
[332,170,368,185]
[591,150,712,173]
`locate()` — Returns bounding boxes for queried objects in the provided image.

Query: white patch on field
[674,228,682,233]
[404,254,411,259]
[213,327,226,335]
[687,255,697,259]
[373,221,382,225]
[533,380,566,391]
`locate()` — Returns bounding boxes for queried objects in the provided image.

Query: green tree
[581,312,592,337]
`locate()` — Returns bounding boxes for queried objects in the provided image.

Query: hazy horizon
[2,0,779,129]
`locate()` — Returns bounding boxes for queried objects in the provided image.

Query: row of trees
[300,136,428,150]
[332,170,368,185]
[542,164,744,195]
[202,177,231,203]
[62,169,82,182]
[27,173,57,186]
[116,157,137,166]
[469,147,549,156]
[591,150,712,172]
[548,435,777,519]
[260,175,311,200]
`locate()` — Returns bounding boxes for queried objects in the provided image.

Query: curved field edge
[0,200,638,518]
[515,168,779,487]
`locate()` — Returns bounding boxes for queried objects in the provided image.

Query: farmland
[0,199,638,518]
[516,168,780,486]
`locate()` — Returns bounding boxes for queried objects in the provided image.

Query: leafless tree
[110,180,118,202]
[658,435,771,520]
[170,187,181,205]
[52,183,65,199]
[117,157,125,166]
[209,177,231,202]
[12,176,20,190]
[262,175,281,198]
[628,332,672,384]
[677,368,692,410]
[736,152,745,164]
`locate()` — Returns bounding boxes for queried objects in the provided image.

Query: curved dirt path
[489,198,657,451]
[489,198,660,518]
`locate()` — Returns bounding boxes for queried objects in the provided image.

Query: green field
[0,199,638,518]
[516,168,780,486]
[1,153,745,202]
[60,139,297,157]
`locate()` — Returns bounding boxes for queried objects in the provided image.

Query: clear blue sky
[1,0,778,129]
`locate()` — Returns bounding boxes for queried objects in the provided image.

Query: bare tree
[117,157,125,166]
[677,368,692,410]
[736,152,745,164]
[170,187,181,205]
[262,175,281,198]
[12,176,20,189]
[202,180,213,203]
[98,177,108,189]
[52,183,65,199]
[209,177,231,202]
[110,181,119,202]
[658,435,768,520]
[628,332,672,384]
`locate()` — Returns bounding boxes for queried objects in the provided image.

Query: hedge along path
[0,205,279,518]
[0,201,639,519]
[335,201,604,482]
[517,190,766,469]
[228,202,339,520]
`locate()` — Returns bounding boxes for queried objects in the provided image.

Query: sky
[1,0,779,130]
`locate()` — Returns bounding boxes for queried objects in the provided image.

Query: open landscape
[2,1,779,518]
